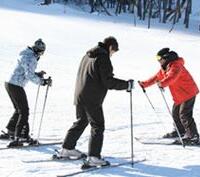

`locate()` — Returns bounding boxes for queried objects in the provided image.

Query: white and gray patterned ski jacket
[8,47,43,88]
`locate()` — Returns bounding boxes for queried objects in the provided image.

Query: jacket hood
[19,47,34,57]
[162,57,184,70]
[87,42,108,58]
[19,47,39,62]
[170,57,184,66]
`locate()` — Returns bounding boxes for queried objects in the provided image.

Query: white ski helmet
[34,38,46,51]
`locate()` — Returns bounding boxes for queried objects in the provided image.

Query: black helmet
[157,48,178,62]
[157,48,170,58]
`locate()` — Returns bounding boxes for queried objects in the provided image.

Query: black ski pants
[62,104,105,158]
[5,82,29,138]
[172,96,199,138]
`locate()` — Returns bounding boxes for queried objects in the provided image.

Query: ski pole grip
[157,83,164,92]
[142,86,146,93]
[48,76,52,87]
[138,81,146,93]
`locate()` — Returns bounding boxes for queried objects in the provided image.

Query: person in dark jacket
[139,48,199,145]
[58,36,134,166]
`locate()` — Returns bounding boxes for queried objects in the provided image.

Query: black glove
[127,79,134,92]
[35,71,46,78]
[42,77,52,86]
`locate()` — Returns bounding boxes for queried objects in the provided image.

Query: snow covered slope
[0,0,200,177]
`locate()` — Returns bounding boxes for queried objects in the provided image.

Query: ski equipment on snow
[56,158,146,177]
[22,149,87,163]
[138,81,155,110]
[0,141,62,150]
[138,81,168,132]
[81,159,110,169]
[37,77,52,142]
[0,130,14,140]
[31,85,40,136]
[52,149,87,160]
[135,136,200,147]
[130,89,134,167]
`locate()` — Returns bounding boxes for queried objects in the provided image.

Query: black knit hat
[103,36,119,51]
[33,38,46,51]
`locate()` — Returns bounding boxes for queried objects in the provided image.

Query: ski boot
[22,136,39,145]
[182,134,200,145]
[81,156,110,169]
[17,134,39,145]
[27,138,39,145]
[163,130,184,139]
[173,134,200,145]
[52,148,87,160]
[0,130,14,140]
[7,138,23,148]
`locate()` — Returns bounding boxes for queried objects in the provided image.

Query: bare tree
[54,0,197,30]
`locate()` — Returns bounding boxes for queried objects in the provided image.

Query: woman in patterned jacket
[1,39,52,147]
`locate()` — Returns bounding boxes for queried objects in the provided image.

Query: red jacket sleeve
[141,70,164,88]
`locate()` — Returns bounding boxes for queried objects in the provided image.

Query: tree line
[41,0,199,31]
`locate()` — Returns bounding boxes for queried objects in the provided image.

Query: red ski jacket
[141,58,199,105]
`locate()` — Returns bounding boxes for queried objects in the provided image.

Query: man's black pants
[62,104,105,158]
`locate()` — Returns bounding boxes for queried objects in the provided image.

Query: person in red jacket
[139,48,199,144]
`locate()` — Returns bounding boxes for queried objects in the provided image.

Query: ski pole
[158,85,185,148]
[138,81,155,110]
[30,85,40,136]
[37,77,51,143]
[130,89,134,167]
[137,81,168,136]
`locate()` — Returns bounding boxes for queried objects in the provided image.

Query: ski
[135,137,200,147]
[23,150,87,163]
[22,156,86,163]
[57,158,146,177]
[0,141,62,150]
[22,157,84,163]
[135,136,174,145]
[23,152,130,163]
[0,139,11,142]
[172,139,200,146]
